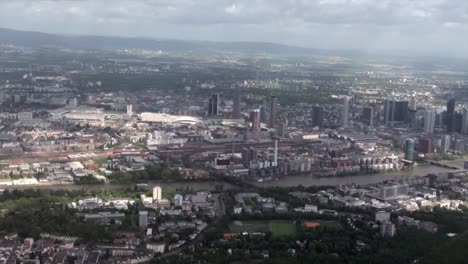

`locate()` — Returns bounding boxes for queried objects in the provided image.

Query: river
[2,161,464,191]
[255,163,455,187]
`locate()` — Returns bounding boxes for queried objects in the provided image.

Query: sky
[0,0,467,56]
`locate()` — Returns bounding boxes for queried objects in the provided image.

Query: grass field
[229,220,296,237]
[317,221,342,229]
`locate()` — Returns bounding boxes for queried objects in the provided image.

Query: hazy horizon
[1,0,467,57]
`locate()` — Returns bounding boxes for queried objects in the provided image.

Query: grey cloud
[0,0,467,56]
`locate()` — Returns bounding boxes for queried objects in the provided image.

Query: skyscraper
[442,135,451,153]
[341,97,350,127]
[404,138,415,162]
[276,122,286,137]
[70,97,78,108]
[362,106,374,127]
[259,105,268,123]
[250,109,260,132]
[127,104,133,116]
[424,110,436,133]
[409,96,417,111]
[454,113,463,133]
[311,106,324,128]
[447,99,456,114]
[384,100,409,126]
[268,96,278,128]
[462,108,468,134]
[384,100,395,126]
[139,211,148,228]
[153,186,162,201]
[394,101,409,122]
[208,93,220,116]
[242,147,257,167]
[232,94,241,119]
[447,98,456,133]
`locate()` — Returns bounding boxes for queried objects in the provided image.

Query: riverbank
[0,180,239,192]
[0,162,460,191]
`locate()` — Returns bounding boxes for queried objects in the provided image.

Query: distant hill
[0,27,321,55]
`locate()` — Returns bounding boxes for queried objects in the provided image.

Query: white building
[127,104,133,116]
[442,135,451,153]
[18,112,33,121]
[153,186,162,201]
[63,110,105,127]
[139,112,201,125]
[146,243,165,253]
[375,211,391,223]
[146,131,187,148]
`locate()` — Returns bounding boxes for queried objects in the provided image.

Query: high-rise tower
[268,96,278,128]
[341,97,350,127]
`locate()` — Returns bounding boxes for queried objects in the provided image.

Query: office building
[462,108,468,134]
[447,98,456,132]
[18,112,33,121]
[447,98,456,115]
[384,100,409,126]
[250,109,260,132]
[70,97,77,108]
[341,97,350,127]
[409,96,417,111]
[276,122,286,137]
[242,147,258,168]
[259,105,268,123]
[435,112,443,128]
[454,138,467,153]
[380,222,396,237]
[424,110,436,133]
[404,138,415,162]
[208,93,220,116]
[408,109,417,129]
[362,106,374,127]
[384,100,395,126]
[139,211,148,228]
[311,106,324,128]
[127,104,133,116]
[232,94,241,119]
[418,138,432,154]
[375,211,391,223]
[394,101,409,122]
[268,96,278,128]
[153,186,162,201]
[379,182,409,200]
[442,135,451,153]
[454,112,463,133]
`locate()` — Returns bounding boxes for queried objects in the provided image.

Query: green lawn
[94,158,109,165]
[318,221,342,229]
[229,220,296,237]
[270,221,296,236]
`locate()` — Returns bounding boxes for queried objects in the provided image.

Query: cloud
[0,0,467,56]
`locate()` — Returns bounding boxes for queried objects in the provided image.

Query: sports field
[229,220,296,237]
